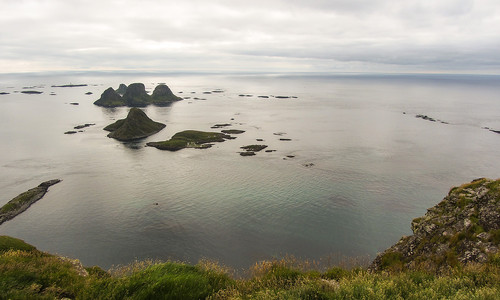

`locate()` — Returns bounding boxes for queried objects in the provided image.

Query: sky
[1,0,500,74]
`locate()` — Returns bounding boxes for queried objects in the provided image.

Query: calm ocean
[1,72,499,271]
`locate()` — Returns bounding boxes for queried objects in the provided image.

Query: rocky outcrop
[104,108,165,141]
[116,83,127,95]
[94,83,182,107]
[0,179,61,225]
[370,178,500,272]
[147,130,232,151]
[151,84,182,106]
[93,87,125,107]
[122,83,151,107]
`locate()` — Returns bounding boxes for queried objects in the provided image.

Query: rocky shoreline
[0,179,61,225]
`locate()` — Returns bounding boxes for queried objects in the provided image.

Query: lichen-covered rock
[370,178,500,273]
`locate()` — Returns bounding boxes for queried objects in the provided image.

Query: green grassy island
[147,130,232,151]
[1,179,499,299]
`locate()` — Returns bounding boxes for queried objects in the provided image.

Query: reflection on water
[0,73,500,270]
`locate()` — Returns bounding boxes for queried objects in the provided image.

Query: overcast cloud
[1,0,500,73]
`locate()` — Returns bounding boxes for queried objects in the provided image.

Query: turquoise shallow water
[0,73,500,271]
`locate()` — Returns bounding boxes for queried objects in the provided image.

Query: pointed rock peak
[93,87,124,107]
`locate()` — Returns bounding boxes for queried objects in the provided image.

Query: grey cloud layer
[1,0,500,73]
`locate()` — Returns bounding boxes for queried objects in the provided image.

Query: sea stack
[93,87,125,107]
[151,84,183,106]
[104,108,166,141]
[122,83,151,107]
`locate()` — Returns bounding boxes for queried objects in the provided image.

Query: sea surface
[1,72,500,272]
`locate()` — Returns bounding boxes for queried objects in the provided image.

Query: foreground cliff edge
[1,179,499,299]
[370,177,500,273]
[0,179,61,225]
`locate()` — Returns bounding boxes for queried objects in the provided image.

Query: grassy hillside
[1,236,499,299]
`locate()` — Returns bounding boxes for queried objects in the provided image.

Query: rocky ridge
[0,180,61,225]
[370,178,500,272]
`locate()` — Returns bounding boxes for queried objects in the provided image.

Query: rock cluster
[370,178,500,272]
[94,83,182,107]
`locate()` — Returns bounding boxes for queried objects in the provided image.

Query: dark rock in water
[64,131,77,134]
[203,91,212,94]
[147,130,231,151]
[256,139,264,141]
[0,92,10,95]
[265,149,276,153]
[212,90,224,93]
[275,96,290,99]
[211,124,231,129]
[0,179,61,225]
[286,155,295,158]
[370,178,500,273]
[51,84,87,87]
[240,145,268,152]
[258,96,269,98]
[74,123,95,130]
[116,83,128,95]
[94,87,125,107]
[21,91,43,94]
[104,108,166,141]
[239,151,256,156]
[69,102,79,105]
[85,92,93,95]
[123,83,151,107]
[279,138,292,141]
[416,114,436,122]
[489,129,500,135]
[303,163,315,167]
[151,84,182,106]
[221,129,245,134]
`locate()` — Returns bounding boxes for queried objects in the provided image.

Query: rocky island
[104,108,166,141]
[370,177,500,273]
[147,130,232,151]
[0,179,61,225]
[94,83,182,107]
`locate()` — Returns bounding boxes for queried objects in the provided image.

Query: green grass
[1,236,499,299]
